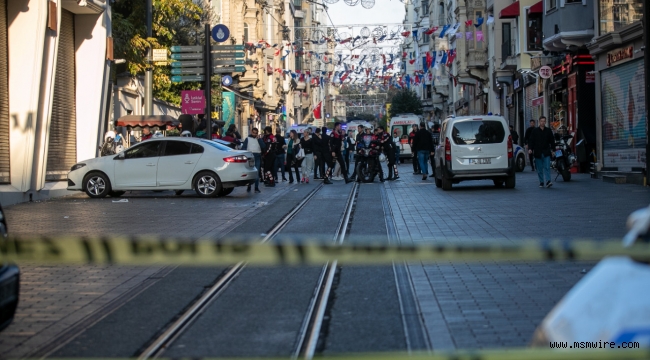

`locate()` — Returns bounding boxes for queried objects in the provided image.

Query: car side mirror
[114,153,125,160]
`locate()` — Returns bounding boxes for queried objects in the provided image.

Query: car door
[113,141,162,187]
[157,140,203,186]
[450,119,508,171]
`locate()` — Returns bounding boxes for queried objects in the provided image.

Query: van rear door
[449,119,509,171]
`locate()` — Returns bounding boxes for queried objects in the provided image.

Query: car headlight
[70,163,86,172]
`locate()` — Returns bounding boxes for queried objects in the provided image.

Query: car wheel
[193,171,222,198]
[174,190,184,196]
[505,175,516,189]
[83,172,111,198]
[516,154,526,172]
[493,179,504,187]
[109,191,126,197]
[441,176,452,191]
[219,188,234,197]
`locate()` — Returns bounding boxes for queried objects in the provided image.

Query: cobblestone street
[1,166,649,356]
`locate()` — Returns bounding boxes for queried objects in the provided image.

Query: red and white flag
[313,101,322,120]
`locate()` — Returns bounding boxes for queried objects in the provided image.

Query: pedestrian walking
[509,125,520,144]
[300,129,314,183]
[411,122,435,181]
[274,129,288,182]
[241,128,266,193]
[392,130,401,164]
[524,119,536,171]
[313,128,325,179]
[528,116,555,188]
[377,126,399,181]
[409,124,420,174]
[323,122,352,185]
[261,126,278,187]
[429,123,441,177]
[286,130,302,183]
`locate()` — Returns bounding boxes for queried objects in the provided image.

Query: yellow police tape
[1,236,650,266]
[326,349,649,360]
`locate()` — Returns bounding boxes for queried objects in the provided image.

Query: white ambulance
[389,114,424,160]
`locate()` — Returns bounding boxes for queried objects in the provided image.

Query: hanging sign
[212,24,231,43]
[539,66,552,79]
[181,90,205,114]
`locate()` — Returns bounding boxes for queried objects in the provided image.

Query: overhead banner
[222,92,236,127]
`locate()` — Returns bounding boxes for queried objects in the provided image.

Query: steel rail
[138,183,325,360]
[294,182,359,359]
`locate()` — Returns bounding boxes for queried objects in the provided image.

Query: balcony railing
[467,50,487,68]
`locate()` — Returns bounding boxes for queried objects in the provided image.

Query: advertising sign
[181,90,205,115]
[222,92,236,127]
[539,66,552,79]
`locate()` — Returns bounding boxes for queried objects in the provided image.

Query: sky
[326,0,405,27]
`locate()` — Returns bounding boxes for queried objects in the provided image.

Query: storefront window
[599,0,643,36]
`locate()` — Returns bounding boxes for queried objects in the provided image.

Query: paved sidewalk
[0,184,296,358]
[382,165,650,350]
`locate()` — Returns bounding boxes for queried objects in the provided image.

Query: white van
[433,115,515,190]
[389,114,423,160]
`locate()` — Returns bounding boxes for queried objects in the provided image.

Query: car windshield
[452,120,505,145]
[200,139,233,151]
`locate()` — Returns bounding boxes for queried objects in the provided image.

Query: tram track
[138,182,360,359]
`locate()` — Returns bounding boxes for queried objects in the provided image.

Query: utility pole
[204,23,212,138]
[644,2,650,179]
[145,0,153,115]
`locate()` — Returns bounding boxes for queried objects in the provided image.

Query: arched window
[243,23,249,43]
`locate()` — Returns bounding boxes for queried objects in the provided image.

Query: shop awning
[528,1,543,15]
[499,1,520,19]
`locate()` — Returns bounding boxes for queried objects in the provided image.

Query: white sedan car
[68,138,258,198]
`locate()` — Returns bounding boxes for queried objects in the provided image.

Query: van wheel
[441,176,452,191]
[505,175,516,189]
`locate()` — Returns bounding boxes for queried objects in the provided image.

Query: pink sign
[181,90,205,115]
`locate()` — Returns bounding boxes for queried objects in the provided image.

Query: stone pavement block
[0,185,296,358]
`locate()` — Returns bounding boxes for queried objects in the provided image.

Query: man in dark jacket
[509,125,519,144]
[274,129,287,181]
[408,124,420,174]
[323,122,352,184]
[412,122,435,181]
[312,128,324,179]
[528,116,555,188]
[524,119,536,171]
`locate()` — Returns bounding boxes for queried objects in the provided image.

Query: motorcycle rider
[261,126,278,187]
[355,128,383,182]
[324,122,353,185]
[376,126,399,181]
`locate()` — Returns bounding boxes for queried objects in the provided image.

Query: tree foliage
[112,0,219,105]
[388,89,423,117]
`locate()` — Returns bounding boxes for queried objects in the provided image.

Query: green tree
[388,89,423,117]
[112,0,219,105]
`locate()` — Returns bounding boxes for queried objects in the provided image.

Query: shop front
[588,21,645,172]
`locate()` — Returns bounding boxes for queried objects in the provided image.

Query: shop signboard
[539,66,552,79]
[606,46,634,67]
[585,72,596,84]
[181,90,205,115]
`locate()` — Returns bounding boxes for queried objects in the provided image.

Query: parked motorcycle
[550,133,576,182]
[355,135,381,183]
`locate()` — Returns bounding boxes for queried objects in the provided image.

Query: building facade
[0,0,112,205]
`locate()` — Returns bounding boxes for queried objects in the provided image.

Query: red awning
[116,115,179,128]
[499,1,520,19]
[528,1,543,14]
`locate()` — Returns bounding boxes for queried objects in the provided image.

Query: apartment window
[547,0,556,11]
[526,13,543,51]
[599,0,643,36]
[425,84,432,99]
[422,0,429,16]
[293,0,302,10]
[469,11,483,50]
[294,19,302,41]
[438,2,445,26]
[502,22,512,60]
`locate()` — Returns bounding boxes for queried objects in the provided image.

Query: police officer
[324,122,353,185]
